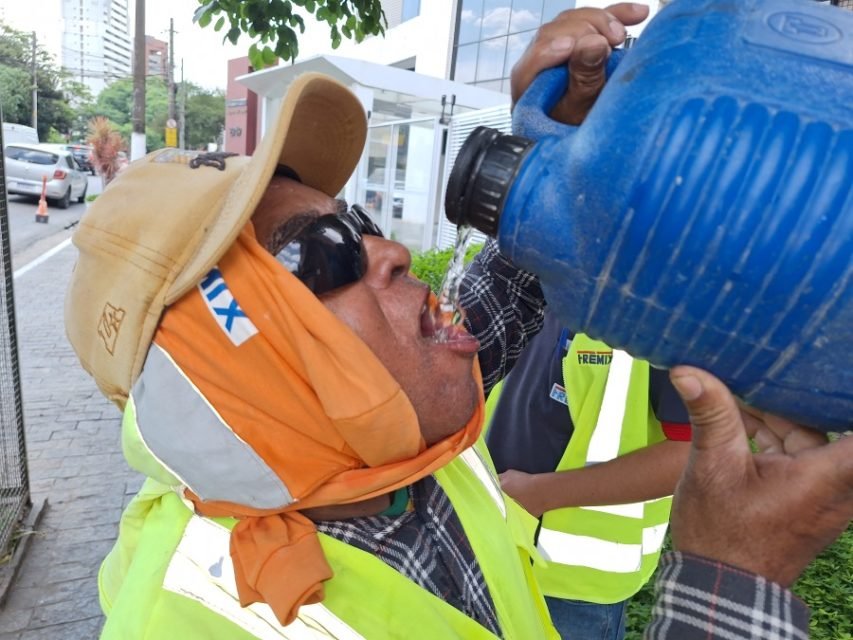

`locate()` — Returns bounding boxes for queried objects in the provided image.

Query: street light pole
[31,32,37,131]
[179,59,186,150]
[131,0,146,160]
[168,18,176,123]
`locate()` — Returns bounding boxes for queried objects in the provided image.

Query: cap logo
[149,150,238,171]
[190,151,239,171]
[199,267,258,346]
[98,302,126,355]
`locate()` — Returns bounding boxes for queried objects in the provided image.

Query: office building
[62,0,132,96]
[146,35,168,78]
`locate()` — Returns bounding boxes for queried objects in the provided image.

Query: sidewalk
[0,237,141,639]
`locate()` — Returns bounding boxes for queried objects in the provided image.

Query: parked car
[4,143,88,208]
[63,143,95,175]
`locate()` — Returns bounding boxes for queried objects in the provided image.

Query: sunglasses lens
[277,215,367,296]
[348,204,384,238]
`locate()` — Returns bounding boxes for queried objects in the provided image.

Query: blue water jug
[445,0,852,432]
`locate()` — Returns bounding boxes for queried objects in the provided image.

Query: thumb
[670,366,751,455]
[568,33,611,96]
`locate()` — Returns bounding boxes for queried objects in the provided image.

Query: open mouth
[420,292,474,345]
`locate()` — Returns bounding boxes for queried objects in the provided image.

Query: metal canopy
[236,54,509,120]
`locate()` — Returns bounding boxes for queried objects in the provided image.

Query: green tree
[94,76,170,150]
[184,85,225,150]
[193,0,386,69]
[0,21,81,140]
[0,64,31,124]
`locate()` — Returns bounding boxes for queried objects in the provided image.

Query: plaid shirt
[460,239,546,394]
[316,475,501,636]
[647,552,810,639]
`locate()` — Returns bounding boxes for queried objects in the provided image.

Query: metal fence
[0,127,30,560]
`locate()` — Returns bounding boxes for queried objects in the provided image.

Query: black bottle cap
[444,126,535,236]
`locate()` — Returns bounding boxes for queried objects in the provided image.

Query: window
[402,0,420,22]
[22,150,58,165]
[458,0,484,44]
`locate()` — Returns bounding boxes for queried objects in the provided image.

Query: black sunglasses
[275,204,384,296]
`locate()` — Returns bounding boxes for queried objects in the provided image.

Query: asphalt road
[4,175,103,269]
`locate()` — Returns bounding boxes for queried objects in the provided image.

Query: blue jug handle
[512,49,627,141]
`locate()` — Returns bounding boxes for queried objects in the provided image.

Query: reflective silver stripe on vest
[132,344,293,509]
[459,447,506,518]
[581,501,644,519]
[537,528,643,573]
[586,349,632,465]
[581,349,645,518]
[643,522,669,553]
[163,515,365,639]
[537,497,670,573]
[539,349,670,573]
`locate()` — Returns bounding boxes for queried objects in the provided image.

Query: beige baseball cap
[65,72,367,408]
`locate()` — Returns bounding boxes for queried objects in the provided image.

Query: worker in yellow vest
[479,316,691,639]
[65,73,557,639]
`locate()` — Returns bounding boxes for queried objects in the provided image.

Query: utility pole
[168,19,176,122]
[30,32,37,131]
[164,18,178,148]
[179,59,186,150]
[79,0,85,85]
[131,0,146,160]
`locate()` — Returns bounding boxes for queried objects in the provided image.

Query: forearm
[461,239,546,394]
[645,552,810,640]
[533,440,689,513]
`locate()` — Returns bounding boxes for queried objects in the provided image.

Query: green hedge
[410,243,484,293]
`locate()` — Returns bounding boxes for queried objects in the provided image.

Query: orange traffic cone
[35,175,49,223]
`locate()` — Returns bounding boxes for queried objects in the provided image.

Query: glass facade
[358,118,439,251]
[402,0,421,22]
[453,0,577,92]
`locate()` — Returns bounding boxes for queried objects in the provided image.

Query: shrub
[410,243,484,292]
[87,116,125,186]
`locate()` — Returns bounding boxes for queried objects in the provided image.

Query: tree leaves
[191,0,386,68]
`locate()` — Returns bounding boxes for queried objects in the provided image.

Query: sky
[144,0,333,91]
[0,0,252,92]
[144,0,248,91]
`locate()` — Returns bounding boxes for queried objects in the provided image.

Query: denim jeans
[545,596,627,640]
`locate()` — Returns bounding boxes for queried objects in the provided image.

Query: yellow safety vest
[533,335,672,604]
[100,402,558,639]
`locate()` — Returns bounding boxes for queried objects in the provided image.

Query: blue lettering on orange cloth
[199,267,259,346]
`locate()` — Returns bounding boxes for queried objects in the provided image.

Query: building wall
[61,0,132,96]
[224,57,259,156]
[0,0,131,98]
[145,35,168,78]
[452,0,660,93]
[295,0,456,80]
[293,0,662,92]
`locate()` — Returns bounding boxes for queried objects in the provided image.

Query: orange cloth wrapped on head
[153,223,485,625]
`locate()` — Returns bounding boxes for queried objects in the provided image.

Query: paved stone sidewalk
[0,237,142,639]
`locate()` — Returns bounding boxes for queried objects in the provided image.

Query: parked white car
[4,143,88,208]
